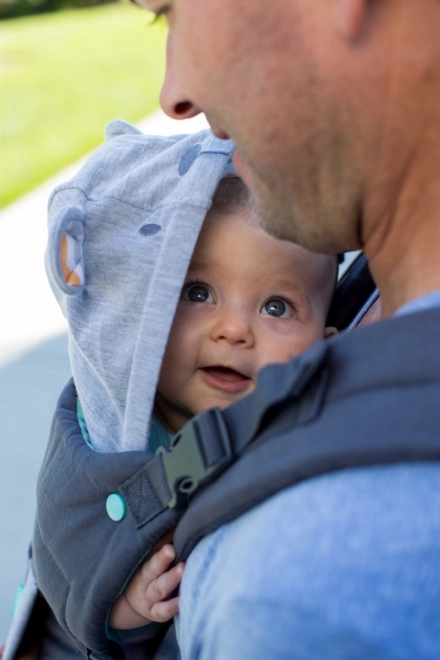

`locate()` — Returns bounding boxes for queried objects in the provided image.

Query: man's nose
[160,35,201,120]
[210,309,255,347]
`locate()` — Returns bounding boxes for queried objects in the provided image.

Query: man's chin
[232,152,321,248]
[253,193,303,243]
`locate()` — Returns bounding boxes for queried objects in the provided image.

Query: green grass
[0,2,167,208]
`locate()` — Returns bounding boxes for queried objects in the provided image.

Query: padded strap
[120,456,173,526]
[151,342,329,511]
[220,342,328,454]
[173,307,440,560]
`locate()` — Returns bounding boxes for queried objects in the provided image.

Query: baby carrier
[4,123,440,660]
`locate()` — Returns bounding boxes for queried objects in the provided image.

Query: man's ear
[333,0,367,43]
[47,207,85,295]
[324,326,338,339]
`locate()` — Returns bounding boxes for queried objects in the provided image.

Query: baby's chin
[210,392,251,410]
[195,386,256,415]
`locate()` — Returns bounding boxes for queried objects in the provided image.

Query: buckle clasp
[156,408,232,508]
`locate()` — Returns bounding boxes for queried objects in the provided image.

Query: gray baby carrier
[13,256,440,660]
[4,119,440,660]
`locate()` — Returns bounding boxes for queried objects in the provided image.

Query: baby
[110,175,337,630]
[7,122,337,660]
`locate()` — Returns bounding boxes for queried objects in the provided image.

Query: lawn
[0,2,167,208]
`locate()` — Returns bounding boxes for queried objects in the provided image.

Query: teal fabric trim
[77,397,173,452]
[76,398,95,450]
[11,583,24,618]
[104,619,124,649]
[149,415,174,452]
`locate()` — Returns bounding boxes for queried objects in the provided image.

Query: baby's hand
[109,544,184,630]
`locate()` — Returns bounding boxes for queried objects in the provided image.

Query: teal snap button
[106,493,127,522]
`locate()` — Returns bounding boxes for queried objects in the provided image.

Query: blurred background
[0,0,208,641]
[0,0,167,209]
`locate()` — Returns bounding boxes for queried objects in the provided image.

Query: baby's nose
[210,311,255,346]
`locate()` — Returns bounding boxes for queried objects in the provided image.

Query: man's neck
[363,137,440,318]
[367,221,440,318]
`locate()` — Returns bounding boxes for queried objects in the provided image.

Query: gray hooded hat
[45,119,235,453]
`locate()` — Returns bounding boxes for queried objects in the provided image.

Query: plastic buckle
[157,408,232,508]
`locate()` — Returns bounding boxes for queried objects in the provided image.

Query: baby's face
[155,209,336,433]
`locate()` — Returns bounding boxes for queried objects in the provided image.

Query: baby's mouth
[200,366,252,393]
[204,366,247,381]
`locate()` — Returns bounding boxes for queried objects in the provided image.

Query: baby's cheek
[266,335,315,366]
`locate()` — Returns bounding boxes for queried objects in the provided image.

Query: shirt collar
[395,290,440,317]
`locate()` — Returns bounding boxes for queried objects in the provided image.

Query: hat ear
[47,207,85,295]
[105,119,143,141]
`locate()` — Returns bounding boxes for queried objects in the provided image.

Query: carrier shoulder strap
[172,306,440,559]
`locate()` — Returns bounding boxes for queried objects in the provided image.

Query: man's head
[139,1,440,282]
[155,178,337,433]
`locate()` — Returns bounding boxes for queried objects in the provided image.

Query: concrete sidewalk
[0,110,208,641]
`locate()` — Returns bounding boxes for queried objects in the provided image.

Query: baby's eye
[261,298,293,319]
[182,284,215,304]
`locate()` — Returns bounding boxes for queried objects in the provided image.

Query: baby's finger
[141,544,176,582]
[150,596,180,623]
[149,562,184,603]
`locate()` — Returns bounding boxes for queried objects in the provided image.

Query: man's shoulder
[327,306,440,388]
